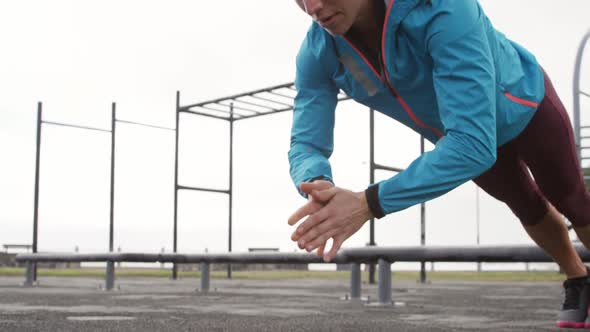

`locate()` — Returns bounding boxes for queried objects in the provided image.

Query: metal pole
[173,91,180,280]
[420,136,426,283]
[105,261,115,291]
[228,103,234,279]
[32,102,43,282]
[24,261,34,287]
[201,262,210,293]
[378,258,392,305]
[573,30,590,164]
[109,103,116,253]
[369,108,376,284]
[350,263,361,300]
[476,186,481,272]
[106,102,117,291]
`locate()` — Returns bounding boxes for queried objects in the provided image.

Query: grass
[0,267,566,282]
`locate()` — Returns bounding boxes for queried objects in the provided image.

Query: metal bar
[225,99,276,112]
[581,136,590,140]
[110,103,116,253]
[378,259,392,305]
[217,102,261,115]
[420,136,426,284]
[24,261,34,287]
[350,263,361,300]
[580,91,590,98]
[573,30,590,166]
[287,86,297,91]
[178,109,230,121]
[228,104,234,280]
[232,108,292,122]
[476,187,481,272]
[268,91,297,100]
[582,126,590,129]
[198,105,232,115]
[369,108,376,285]
[116,119,175,132]
[32,102,42,282]
[105,261,115,291]
[173,91,180,280]
[374,163,404,173]
[249,95,294,108]
[180,82,294,110]
[200,262,210,292]
[177,185,230,195]
[43,121,111,133]
[15,244,590,264]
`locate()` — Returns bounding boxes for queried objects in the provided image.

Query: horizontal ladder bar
[178,109,229,121]
[180,82,294,110]
[216,102,262,115]
[229,99,278,112]
[248,95,293,108]
[177,185,230,194]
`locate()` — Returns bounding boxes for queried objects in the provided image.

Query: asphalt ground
[0,274,575,331]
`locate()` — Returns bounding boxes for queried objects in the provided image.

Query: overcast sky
[1,1,589,266]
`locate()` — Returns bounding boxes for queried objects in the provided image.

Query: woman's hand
[288,183,373,262]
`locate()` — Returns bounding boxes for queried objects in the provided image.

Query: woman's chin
[323,26,349,37]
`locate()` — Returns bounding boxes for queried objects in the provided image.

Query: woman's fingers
[310,187,338,203]
[293,206,332,239]
[324,236,345,262]
[288,199,321,226]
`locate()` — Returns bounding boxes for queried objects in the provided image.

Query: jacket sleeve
[366,0,497,218]
[288,38,339,198]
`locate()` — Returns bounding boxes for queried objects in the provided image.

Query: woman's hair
[295,0,306,12]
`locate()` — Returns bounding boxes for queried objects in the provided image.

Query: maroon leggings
[473,70,590,227]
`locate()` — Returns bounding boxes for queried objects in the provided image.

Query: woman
[286,0,590,328]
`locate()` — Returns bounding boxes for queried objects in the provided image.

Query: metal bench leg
[350,263,361,301]
[24,261,34,287]
[105,261,115,291]
[200,262,210,293]
[378,258,392,305]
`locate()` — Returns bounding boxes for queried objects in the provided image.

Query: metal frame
[31,102,176,288]
[177,85,415,284]
[574,29,590,178]
[31,83,426,285]
[17,244,590,304]
[31,103,114,283]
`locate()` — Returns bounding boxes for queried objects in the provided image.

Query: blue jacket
[288,0,545,218]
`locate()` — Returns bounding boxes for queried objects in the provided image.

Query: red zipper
[504,92,539,108]
[380,0,442,138]
[341,0,443,139]
[342,36,384,83]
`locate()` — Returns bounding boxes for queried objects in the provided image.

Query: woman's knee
[554,185,590,228]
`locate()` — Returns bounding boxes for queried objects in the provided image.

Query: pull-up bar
[116,119,175,132]
[31,102,114,282]
[31,102,177,285]
[42,120,111,133]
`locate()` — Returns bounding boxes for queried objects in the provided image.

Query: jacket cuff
[365,184,385,219]
[301,176,333,199]
[310,175,332,184]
